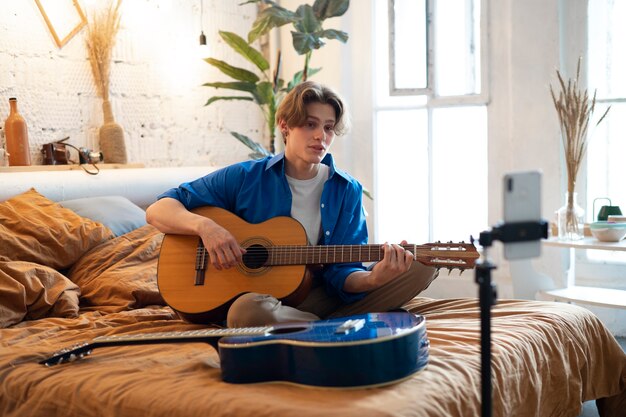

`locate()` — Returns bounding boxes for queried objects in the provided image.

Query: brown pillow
[0,260,80,328]
[0,188,114,269]
[68,224,165,312]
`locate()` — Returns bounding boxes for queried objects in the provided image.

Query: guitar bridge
[195,240,208,285]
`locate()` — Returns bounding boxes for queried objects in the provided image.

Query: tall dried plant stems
[550,58,610,237]
[550,59,610,195]
[85,0,121,102]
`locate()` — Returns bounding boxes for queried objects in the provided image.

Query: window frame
[375,0,490,243]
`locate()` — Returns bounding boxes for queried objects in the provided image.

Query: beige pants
[226,262,438,328]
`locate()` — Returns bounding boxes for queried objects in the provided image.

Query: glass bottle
[4,97,31,166]
[557,192,585,240]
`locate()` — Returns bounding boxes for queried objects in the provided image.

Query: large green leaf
[219,31,269,72]
[292,31,325,55]
[204,58,260,83]
[248,5,298,44]
[204,96,254,106]
[319,29,348,43]
[313,0,350,20]
[202,81,258,93]
[285,67,322,91]
[294,4,321,33]
[230,131,273,159]
[253,81,275,105]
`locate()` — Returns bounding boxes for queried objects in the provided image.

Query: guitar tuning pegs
[447,268,453,275]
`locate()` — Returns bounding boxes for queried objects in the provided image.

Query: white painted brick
[0,0,264,167]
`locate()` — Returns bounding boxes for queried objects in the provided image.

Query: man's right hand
[198,221,246,270]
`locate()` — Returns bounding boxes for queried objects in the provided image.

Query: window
[584,0,626,268]
[374,0,488,246]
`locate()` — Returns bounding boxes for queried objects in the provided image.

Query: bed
[1,167,625,417]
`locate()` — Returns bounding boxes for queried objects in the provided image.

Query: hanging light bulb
[198,0,210,58]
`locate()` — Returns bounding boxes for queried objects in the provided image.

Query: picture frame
[34,0,87,48]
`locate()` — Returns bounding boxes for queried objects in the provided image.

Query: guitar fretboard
[265,244,413,265]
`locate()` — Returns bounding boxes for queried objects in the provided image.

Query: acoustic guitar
[40,312,429,388]
[157,206,479,323]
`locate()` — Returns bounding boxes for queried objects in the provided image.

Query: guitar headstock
[40,342,93,366]
[414,241,480,272]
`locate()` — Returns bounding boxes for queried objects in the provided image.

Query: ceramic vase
[4,97,31,166]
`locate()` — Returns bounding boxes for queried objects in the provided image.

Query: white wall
[0,0,262,167]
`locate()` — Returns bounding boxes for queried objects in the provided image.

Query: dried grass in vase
[86,0,121,104]
[550,58,610,238]
[85,0,127,164]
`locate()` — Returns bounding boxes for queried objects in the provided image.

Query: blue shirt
[158,152,368,303]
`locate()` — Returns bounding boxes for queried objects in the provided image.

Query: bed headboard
[0,166,218,208]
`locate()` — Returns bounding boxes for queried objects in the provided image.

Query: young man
[146,81,437,327]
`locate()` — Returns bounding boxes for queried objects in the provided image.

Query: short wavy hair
[276,81,350,139]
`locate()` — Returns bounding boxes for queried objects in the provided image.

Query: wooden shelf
[0,163,144,172]
[539,286,626,309]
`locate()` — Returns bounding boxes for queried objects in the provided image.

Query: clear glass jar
[557,192,585,240]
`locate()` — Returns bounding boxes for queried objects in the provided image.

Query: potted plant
[202,0,350,157]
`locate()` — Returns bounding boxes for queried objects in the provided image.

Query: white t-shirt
[286,165,329,245]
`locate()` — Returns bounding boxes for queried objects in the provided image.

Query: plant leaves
[248,5,298,44]
[313,0,350,19]
[292,31,325,55]
[230,131,273,159]
[285,67,322,91]
[362,187,373,201]
[204,96,254,106]
[294,4,322,33]
[202,81,258,94]
[219,31,269,72]
[204,58,260,83]
[253,81,275,105]
[319,29,348,43]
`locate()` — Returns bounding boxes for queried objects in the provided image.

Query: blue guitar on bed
[40,312,429,388]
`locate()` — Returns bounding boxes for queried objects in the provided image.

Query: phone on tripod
[502,171,542,260]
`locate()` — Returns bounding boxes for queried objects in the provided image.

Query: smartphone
[502,170,542,260]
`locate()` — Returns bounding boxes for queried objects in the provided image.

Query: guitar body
[40,312,430,388]
[219,312,429,387]
[157,207,309,323]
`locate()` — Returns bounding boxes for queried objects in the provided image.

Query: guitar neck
[96,327,270,345]
[40,327,271,366]
[263,244,415,265]
[264,243,481,266]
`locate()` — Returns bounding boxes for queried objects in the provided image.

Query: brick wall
[0,0,265,167]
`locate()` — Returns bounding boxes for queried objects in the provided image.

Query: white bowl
[589,221,626,242]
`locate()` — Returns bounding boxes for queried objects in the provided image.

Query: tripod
[474,221,548,417]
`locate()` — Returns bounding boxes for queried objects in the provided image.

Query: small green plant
[203,0,350,158]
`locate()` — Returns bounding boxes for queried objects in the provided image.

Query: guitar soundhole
[242,244,269,269]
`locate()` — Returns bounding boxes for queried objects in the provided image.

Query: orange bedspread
[1,225,626,417]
